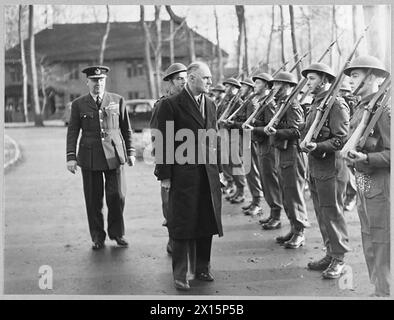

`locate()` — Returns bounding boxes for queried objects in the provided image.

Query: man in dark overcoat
[154,61,223,291]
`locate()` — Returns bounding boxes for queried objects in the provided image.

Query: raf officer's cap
[82,65,110,79]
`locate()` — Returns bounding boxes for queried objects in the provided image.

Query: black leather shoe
[259,216,271,225]
[276,231,293,244]
[92,241,105,250]
[284,233,305,249]
[244,205,262,216]
[174,279,190,291]
[307,255,332,271]
[196,272,214,282]
[114,237,129,247]
[262,219,281,230]
[322,258,346,279]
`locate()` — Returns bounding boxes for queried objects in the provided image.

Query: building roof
[6,21,228,63]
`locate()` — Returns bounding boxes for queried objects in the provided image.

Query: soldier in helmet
[212,84,226,107]
[218,78,242,198]
[264,72,309,248]
[343,55,390,297]
[226,78,264,213]
[300,62,351,279]
[244,73,284,220]
[150,62,187,254]
[224,78,256,204]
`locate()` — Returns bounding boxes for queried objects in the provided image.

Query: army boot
[276,231,294,245]
[322,258,346,279]
[244,204,262,216]
[262,219,281,230]
[307,255,332,271]
[284,233,305,249]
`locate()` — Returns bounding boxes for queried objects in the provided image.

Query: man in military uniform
[244,73,283,221]
[150,62,187,254]
[226,78,263,211]
[218,78,244,200]
[343,56,390,296]
[212,83,226,107]
[300,63,351,278]
[66,65,135,250]
[264,72,309,247]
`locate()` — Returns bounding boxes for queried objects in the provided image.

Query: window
[68,62,79,80]
[9,65,21,82]
[128,91,140,99]
[137,64,144,76]
[127,63,132,78]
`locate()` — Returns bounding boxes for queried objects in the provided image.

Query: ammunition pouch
[315,125,331,142]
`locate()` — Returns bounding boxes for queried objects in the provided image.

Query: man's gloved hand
[161,178,171,191]
[67,160,78,174]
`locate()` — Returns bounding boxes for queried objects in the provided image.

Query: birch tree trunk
[140,5,156,99]
[154,5,162,97]
[279,5,286,66]
[235,5,245,77]
[289,5,301,79]
[99,5,110,65]
[19,5,28,122]
[266,6,275,68]
[214,6,223,82]
[29,5,43,127]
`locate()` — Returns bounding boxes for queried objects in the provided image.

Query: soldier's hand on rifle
[127,155,136,166]
[347,150,368,163]
[161,178,171,191]
[264,126,276,136]
[243,124,254,130]
[67,160,78,174]
[301,142,317,153]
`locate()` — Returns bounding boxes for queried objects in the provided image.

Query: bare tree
[29,5,43,127]
[99,5,110,65]
[235,5,246,77]
[243,15,249,74]
[266,6,275,69]
[18,5,28,122]
[40,57,48,118]
[352,5,358,57]
[213,6,223,82]
[289,5,301,79]
[140,5,156,99]
[279,5,286,66]
[300,6,312,64]
[165,6,195,63]
[169,18,174,64]
[153,5,162,97]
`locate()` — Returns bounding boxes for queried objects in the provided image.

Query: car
[125,99,155,132]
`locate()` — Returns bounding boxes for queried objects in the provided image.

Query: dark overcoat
[154,88,223,239]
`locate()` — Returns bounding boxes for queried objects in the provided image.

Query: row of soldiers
[154,50,390,296]
[211,53,390,296]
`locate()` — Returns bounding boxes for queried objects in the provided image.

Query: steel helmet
[162,63,187,81]
[301,63,336,83]
[252,72,274,85]
[240,77,255,88]
[212,83,226,92]
[223,77,241,89]
[344,55,389,77]
[271,72,298,86]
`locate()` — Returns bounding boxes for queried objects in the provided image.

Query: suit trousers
[245,141,264,205]
[81,166,126,242]
[256,143,283,220]
[172,236,213,282]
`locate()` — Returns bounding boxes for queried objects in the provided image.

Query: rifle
[241,51,310,128]
[300,24,370,150]
[340,76,391,158]
[265,38,341,132]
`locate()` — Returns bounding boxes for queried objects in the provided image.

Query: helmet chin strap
[353,69,372,95]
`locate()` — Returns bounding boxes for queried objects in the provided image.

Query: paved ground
[4,126,373,297]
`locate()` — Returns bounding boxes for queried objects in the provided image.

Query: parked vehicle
[125,99,155,132]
